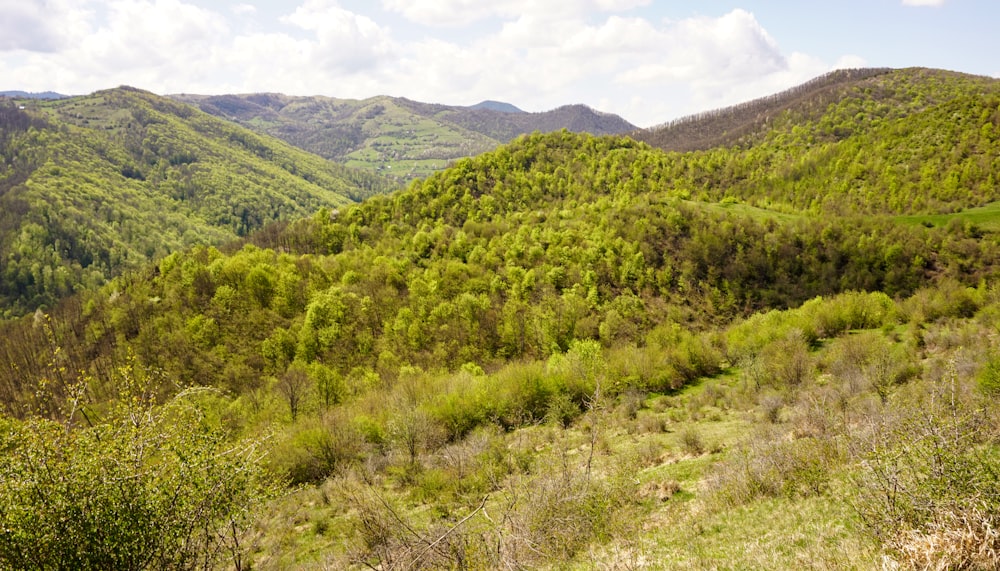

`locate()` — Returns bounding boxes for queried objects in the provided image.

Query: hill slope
[172,93,636,179]
[3,125,996,408]
[633,67,893,152]
[0,88,394,317]
[634,67,1000,215]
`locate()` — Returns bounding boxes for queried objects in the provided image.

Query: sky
[0,0,997,127]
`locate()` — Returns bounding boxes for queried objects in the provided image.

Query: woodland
[1,67,1000,569]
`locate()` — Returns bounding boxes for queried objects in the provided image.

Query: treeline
[635,67,893,152]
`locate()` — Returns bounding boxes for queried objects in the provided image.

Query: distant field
[895,201,1000,231]
[700,199,806,222]
[344,157,452,179]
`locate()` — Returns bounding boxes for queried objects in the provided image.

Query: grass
[630,491,877,570]
[697,199,809,223]
[243,316,990,570]
[285,97,505,180]
[895,200,1000,231]
[340,109,500,179]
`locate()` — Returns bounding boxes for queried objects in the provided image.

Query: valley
[172,92,636,180]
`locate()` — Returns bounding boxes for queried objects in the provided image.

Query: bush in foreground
[0,368,279,571]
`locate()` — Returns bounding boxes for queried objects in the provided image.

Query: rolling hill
[172,92,637,179]
[634,67,1000,215]
[3,68,1000,570]
[0,87,394,317]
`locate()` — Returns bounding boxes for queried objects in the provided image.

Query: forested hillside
[173,92,636,180]
[0,88,394,318]
[2,68,1000,570]
[633,67,893,152]
[635,68,1000,215]
[4,127,996,414]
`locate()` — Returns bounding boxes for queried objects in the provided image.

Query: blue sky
[0,0,996,127]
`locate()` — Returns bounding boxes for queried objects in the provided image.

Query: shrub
[0,390,278,570]
[806,290,897,338]
[546,391,581,428]
[270,411,367,485]
[853,373,1000,568]
[635,411,667,434]
[679,425,706,456]
[645,323,722,391]
[474,454,640,568]
[761,328,813,387]
[705,427,842,510]
[977,355,1000,395]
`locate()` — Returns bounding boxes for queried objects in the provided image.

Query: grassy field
[245,342,893,570]
[341,105,499,179]
[895,200,1000,231]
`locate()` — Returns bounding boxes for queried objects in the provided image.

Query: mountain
[633,67,997,155]
[171,92,637,179]
[3,68,1000,570]
[0,87,394,318]
[468,100,523,113]
[631,67,893,152]
[632,67,1000,215]
[0,90,67,100]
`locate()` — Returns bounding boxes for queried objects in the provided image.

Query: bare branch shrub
[705,426,843,510]
[853,368,1000,569]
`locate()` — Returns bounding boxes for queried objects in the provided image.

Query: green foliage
[6,70,1000,570]
[5,122,1000,421]
[0,88,393,317]
[0,370,279,570]
[269,410,367,485]
[707,429,842,509]
[725,291,900,362]
[642,68,1000,216]
[978,356,1000,395]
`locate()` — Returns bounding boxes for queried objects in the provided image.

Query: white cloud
[0,0,93,52]
[232,3,256,15]
[618,24,779,85]
[902,0,946,6]
[833,54,869,69]
[279,0,394,73]
[362,7,835,126]
[610,10,801,119]
[381,0,650,27]
[73,0,228,83]
[0,1,863,128]
[0,2,63,51]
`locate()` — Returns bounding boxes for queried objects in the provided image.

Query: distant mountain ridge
[171,92,637,179]
[0,90,67,100]
[468,100,523,113]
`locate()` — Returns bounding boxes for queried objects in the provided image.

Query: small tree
[277,364,310,421]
